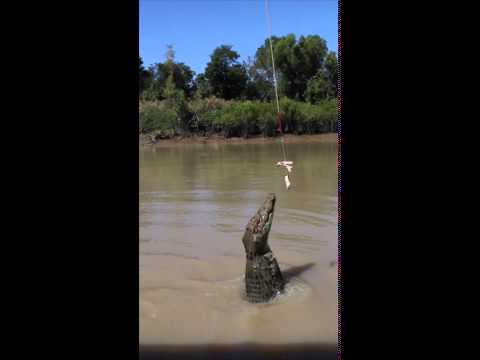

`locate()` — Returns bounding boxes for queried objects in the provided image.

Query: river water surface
[139,135,338,348]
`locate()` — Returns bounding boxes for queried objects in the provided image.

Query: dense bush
[279,97,337,134]
[139,97,337,138]
[139,102,177,136]
[210,101,277,137]
[189,96,230,135]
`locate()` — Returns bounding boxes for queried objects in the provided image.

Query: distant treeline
[139,34,337,138]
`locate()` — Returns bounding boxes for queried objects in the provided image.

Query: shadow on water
[139,343,337,360]
[282,262,316,282]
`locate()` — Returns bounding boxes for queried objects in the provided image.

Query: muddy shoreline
[140,132,337,148]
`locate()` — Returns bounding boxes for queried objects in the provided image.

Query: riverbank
[140,132,337,148]
[140,97,337,140]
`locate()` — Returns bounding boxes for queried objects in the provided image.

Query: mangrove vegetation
[139,34,337,140]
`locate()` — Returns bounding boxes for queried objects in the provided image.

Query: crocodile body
[242,193,285,303]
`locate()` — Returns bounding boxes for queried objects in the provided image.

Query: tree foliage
[203,45,248,100]
[140,46,196,101]
[150,61,195,98]
[305,51,337,104]
[243,56,274,101]
[139,34,338,137]
[194,73,212,98]
[139,56,153,95]
[254,34,333,101]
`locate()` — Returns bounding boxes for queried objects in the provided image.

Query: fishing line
[265,0,292,189]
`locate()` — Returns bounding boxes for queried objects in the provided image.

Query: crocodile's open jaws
[242,193,285,303]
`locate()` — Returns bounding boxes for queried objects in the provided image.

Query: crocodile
[242,193,285,303]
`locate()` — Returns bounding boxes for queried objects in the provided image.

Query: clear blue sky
[140,0,338,75]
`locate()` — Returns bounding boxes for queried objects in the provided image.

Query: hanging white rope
[265,0,280,114]
[265,0,292,189]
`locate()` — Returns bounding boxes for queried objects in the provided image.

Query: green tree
[305,51,337,103]
[144,45,196,100]
[163,73,177,100]
[324,51,338,97]
[243,56,273,101]
[139,56,153,96]
[194,73,212,98]
[204,45,248,100]
[305,71,330,104]
[153,62,195,98]
[142,63,161,101]
[254,34,329,100]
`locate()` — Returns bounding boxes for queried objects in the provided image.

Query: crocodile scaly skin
[242,193,285,303]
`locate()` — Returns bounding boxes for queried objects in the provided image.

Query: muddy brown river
[139,135,338,349]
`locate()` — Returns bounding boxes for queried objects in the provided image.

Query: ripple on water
[275,276,312,302]
[208,275,313,308]
[140,274,312,317]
